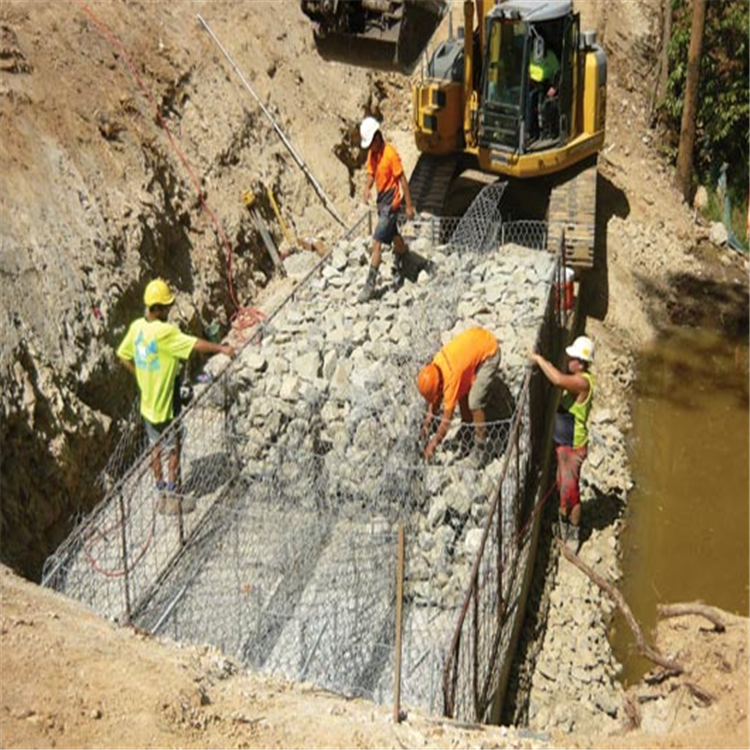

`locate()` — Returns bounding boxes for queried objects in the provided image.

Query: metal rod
[176,426,185,546]
[152,583,189,634]
[118,492,131,622]
[266,184,295,248]
[196,15,347,228]
[251,208,286,276]
[497,482,504,622]
[393,522,405,723]
[472,585,479,718]
[300,620,328,680]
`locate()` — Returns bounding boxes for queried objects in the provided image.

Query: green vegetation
[660,0,749,248]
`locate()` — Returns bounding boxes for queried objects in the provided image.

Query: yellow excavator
[300,0,605,267]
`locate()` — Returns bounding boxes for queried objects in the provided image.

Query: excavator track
[546,156,598,268]
[409,153,461,215]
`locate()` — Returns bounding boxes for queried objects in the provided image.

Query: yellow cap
[417,363,441,404]
[144,278,175,307]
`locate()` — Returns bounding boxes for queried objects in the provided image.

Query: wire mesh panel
[44,199,560,717]
[449,182,507,252]
[42,374,239,622]
[443,380,541,721]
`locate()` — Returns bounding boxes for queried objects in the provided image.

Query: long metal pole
[118,492,131,623]
[393,523,405,723]
[197,15,347,228]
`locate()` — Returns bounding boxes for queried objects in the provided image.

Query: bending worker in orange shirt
[417,328,502,467]
[358,116,415,302]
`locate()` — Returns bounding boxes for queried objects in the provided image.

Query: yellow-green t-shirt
[529,49,560,83]
[117,318,197,424]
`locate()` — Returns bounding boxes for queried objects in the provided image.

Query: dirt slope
[0,0,748,748]
[0,0,388,577]
[1,565,747,749]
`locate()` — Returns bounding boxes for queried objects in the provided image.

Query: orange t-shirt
[367,143,404,212]
[432,328,499,412]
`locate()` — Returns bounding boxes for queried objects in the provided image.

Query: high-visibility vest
[529,50,560,83]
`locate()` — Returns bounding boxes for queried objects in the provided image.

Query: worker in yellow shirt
[117,279,235,515]
[417,328,502,468]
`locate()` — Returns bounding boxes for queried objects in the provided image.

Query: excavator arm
[300,0,448,74]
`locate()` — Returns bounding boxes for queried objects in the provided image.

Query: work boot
[467,439,491,470]
[357,265,378,303]
[158,494,196,516]
[556,511,569,541]
[565,522,580,553]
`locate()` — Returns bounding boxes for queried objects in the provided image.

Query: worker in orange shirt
[417,328,502,467]
[358,116,415,302]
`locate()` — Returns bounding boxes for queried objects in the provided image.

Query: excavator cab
[479,2,578,155]
[300,0,448,74]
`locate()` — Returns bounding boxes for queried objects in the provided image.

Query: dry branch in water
[657,602,726,632]
[558,541,684,674]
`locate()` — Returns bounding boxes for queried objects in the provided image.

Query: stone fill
[45,219,558,717]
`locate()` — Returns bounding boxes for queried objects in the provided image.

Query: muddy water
[611,327,750,684]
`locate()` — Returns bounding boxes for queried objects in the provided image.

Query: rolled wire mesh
[43,182,559,718]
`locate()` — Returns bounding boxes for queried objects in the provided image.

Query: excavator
[300,0,606,267]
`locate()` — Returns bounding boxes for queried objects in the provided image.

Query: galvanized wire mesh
[43,182,561,720]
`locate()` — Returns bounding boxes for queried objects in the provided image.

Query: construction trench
[43,186,575,723]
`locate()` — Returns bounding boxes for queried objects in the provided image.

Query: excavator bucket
[301,0,448,74]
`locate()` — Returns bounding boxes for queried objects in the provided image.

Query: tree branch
[657,602,726,632]
[558,541,684,674]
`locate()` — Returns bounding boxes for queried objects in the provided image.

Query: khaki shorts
[468,350,501,411]
[144,418,180,449]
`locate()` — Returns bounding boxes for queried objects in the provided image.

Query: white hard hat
[565,335,595,363]
[360,116,380,148]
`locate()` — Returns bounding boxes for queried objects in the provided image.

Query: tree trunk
[676,0,708,202]
[651,0,673,121]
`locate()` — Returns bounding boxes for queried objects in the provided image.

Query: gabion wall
[44,200,562,720]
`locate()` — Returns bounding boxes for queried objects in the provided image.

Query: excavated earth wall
[0,1,379,579]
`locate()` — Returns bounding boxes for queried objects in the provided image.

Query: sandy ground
[1,565,747,749]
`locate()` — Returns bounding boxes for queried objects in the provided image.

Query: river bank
[519,191,749,739]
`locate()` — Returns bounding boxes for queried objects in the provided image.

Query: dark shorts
[373,211,400,245]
